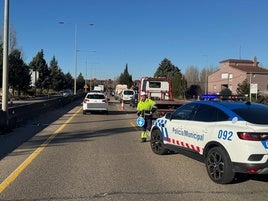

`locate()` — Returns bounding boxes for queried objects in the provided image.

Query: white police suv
[150,100,268,184]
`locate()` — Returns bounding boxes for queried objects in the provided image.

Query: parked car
[62,89,73,97]
[83,92,108,114]
[150,100,268,184]
[129,93,138,108]
[120,89,135,103]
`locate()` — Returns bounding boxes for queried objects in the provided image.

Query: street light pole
[2,0,9,114]
[85,60,88,93]
[59,22,94,95]
[74,24,77,95]
[79,51,96,93]
[202,55,208,94]
[249,72,252,102]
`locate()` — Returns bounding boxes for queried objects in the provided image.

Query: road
[0,98,268,201]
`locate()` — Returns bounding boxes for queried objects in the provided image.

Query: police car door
[164,103,199,149]
[183,104,218,154]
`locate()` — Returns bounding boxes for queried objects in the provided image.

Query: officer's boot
[146,130,151,141]
[141,131,147,142]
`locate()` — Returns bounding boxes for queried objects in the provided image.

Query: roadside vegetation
[0,27,263,102]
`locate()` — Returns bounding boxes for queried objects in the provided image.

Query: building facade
[208,57,268,96]
[30,69,39,87]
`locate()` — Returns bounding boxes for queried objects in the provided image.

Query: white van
[120,89,135,103]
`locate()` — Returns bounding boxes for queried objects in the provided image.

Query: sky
[1,0,268,80]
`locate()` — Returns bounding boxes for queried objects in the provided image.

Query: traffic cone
[121,101,124,110]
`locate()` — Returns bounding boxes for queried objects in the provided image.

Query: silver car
[120,89,135,103]
[83,92,108,114]
[62,89,73,97]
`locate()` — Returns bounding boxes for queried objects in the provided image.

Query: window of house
[221,73,228,79]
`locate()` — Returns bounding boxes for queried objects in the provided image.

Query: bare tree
[9,26,18,51]
[184,65,200,87]
[200,65,218,92]
[0,25,18,52]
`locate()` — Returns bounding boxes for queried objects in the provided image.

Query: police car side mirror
[165,112,172,120]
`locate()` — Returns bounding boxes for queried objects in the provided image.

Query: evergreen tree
[154,58,180,78]
[64,72,73,90]
[0,43,3,87]
[171,73,180,98]
[154,58,186,99]
[76,73,85,94]
[118,64,133,88]
[171,73,187,99]
[48,56,66,92]
[219,88,232,96]
[186,85,202,99]
[237,79,249,96]
[29,49,50,93]
[9,49,31,96]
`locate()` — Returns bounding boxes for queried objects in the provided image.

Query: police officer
[137,91,157,142]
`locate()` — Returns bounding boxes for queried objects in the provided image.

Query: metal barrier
[0,95,82,134]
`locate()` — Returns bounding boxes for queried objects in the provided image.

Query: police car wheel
[150,129,168,155]
[205,146,235,184]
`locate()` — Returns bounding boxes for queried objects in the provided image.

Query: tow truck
[138,77,186,118]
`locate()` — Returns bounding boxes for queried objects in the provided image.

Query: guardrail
[0,95,83,134]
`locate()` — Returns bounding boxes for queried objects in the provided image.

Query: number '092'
[218,130,233,141]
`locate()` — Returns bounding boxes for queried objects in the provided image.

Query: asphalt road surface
[0,97,268,201]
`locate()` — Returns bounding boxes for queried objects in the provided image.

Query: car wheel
[150,129,168,155]
[205,146,235,184]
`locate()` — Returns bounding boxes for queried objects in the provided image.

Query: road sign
[250,83,258,94]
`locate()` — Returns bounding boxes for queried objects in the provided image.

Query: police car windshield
[232,107,268,124]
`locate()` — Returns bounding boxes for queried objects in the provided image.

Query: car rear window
[232,107,268,124]
[87,94,105,99]
[124,90,134,95]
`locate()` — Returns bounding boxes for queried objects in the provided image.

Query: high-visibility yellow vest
[137,98,156,111]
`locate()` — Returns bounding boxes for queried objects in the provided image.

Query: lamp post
[2,0,9,115]
[202,54,208,94]
[59,22,94,95]
[85,61,88,93]
[249,72,257,102]
[77,50,96,93]
[74,24,77,95]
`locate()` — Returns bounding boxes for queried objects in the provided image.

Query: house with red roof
[208,57,268,97]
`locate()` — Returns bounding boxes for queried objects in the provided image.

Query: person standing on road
[136,91,157,142]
